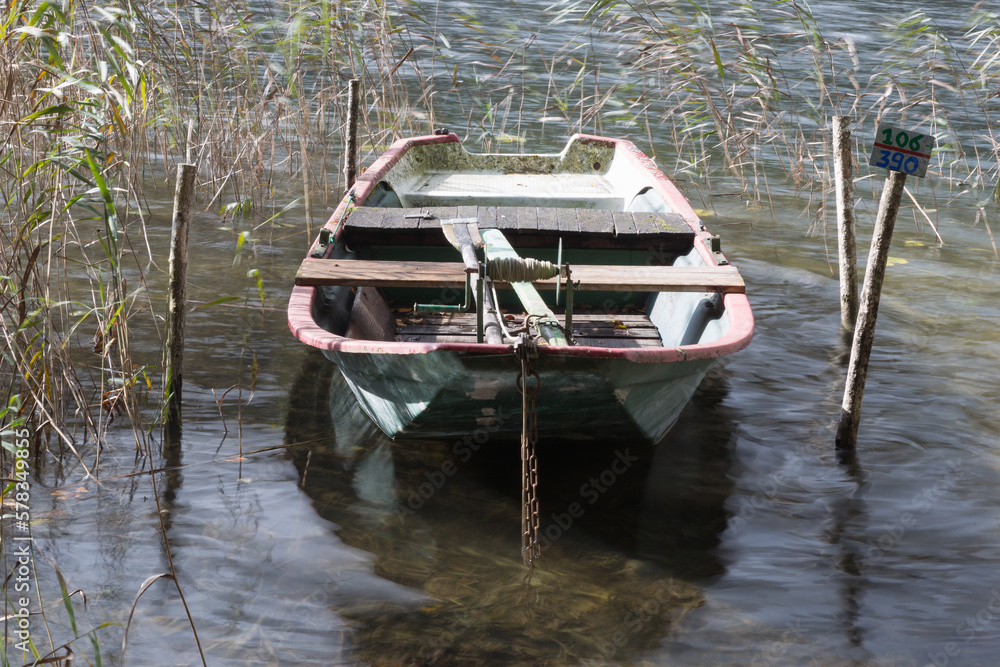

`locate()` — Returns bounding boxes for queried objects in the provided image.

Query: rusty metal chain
[515,333,541,567]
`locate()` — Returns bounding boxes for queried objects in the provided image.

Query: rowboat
[287,132,753,443]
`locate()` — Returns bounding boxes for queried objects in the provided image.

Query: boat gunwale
[287,132,754,364]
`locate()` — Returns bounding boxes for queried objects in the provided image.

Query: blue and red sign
[868,125,934,178]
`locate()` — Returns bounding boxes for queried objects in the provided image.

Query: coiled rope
[485,257,559,283]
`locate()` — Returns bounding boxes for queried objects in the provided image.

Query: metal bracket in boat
[415,217,483,316]
[312,189,357,257]
[512,330,540,361]
[708,234,729,265]
[476,261,505,345]
[413,268,475,315]
[309,228,332,258]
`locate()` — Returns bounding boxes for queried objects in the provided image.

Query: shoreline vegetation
[1,0,998,662]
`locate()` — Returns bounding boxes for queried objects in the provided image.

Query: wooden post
[297,71,313,241]
[835,170,907,450]
[345,79,360,190]
[186,119,196,164]
[833,116,858,333]
[166,163,197,440]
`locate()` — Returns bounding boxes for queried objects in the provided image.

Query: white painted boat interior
[413,172,617,200]
[378,136,674,212]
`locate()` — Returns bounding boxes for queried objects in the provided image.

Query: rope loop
[486,257,559,283]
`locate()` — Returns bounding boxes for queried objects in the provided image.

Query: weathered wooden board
[345,207,691,235]
[347,208,386,228]
[340,206,696,250]
[516,207,538,232]
[612,211,637,235]
[392,311,665,348]
[555,208,580,234]
[454,205,478,221]
[575,208,615,234]
[297,259,470,288]
[496,206,519,230]
[478,206,499,230]
[297,258,745,293]
[633,211,689,234]
[379,208,420,230]
[536,208,561,232]
[393,332,662,348]
[562,264,744,292]
[397,312,654,326]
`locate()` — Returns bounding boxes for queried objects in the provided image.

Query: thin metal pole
[836,170,907,451]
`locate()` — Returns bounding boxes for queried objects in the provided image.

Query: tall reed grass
[548,0,1000,234]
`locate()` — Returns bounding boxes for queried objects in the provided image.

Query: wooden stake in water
[833,116,858,333]
[836,124,934,450]
[835,170,906,450]
[186,119,196,164]
[345,79,360,189]
[166,163,197,440]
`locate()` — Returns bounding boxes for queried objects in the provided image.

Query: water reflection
[283,351,736,663]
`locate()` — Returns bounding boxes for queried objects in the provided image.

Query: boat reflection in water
[283,350,735,664]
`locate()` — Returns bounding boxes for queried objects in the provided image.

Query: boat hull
[323,346,718,443]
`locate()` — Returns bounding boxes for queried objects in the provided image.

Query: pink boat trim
[289,284,753,363]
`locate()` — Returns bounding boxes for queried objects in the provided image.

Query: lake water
[7,0,1000,665]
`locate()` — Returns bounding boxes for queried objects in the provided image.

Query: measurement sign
[868,125,934,178]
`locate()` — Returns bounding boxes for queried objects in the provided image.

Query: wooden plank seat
[394,312,665,349]
[339,206,697,251]
[295,258,745,294]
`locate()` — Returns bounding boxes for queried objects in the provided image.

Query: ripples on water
[24,185,1000,666]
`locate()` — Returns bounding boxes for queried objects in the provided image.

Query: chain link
[516,334,541,566]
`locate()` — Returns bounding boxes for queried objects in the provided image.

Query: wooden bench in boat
[394,312,665,349]
[295,258,745,294]
[339,206,697,251]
